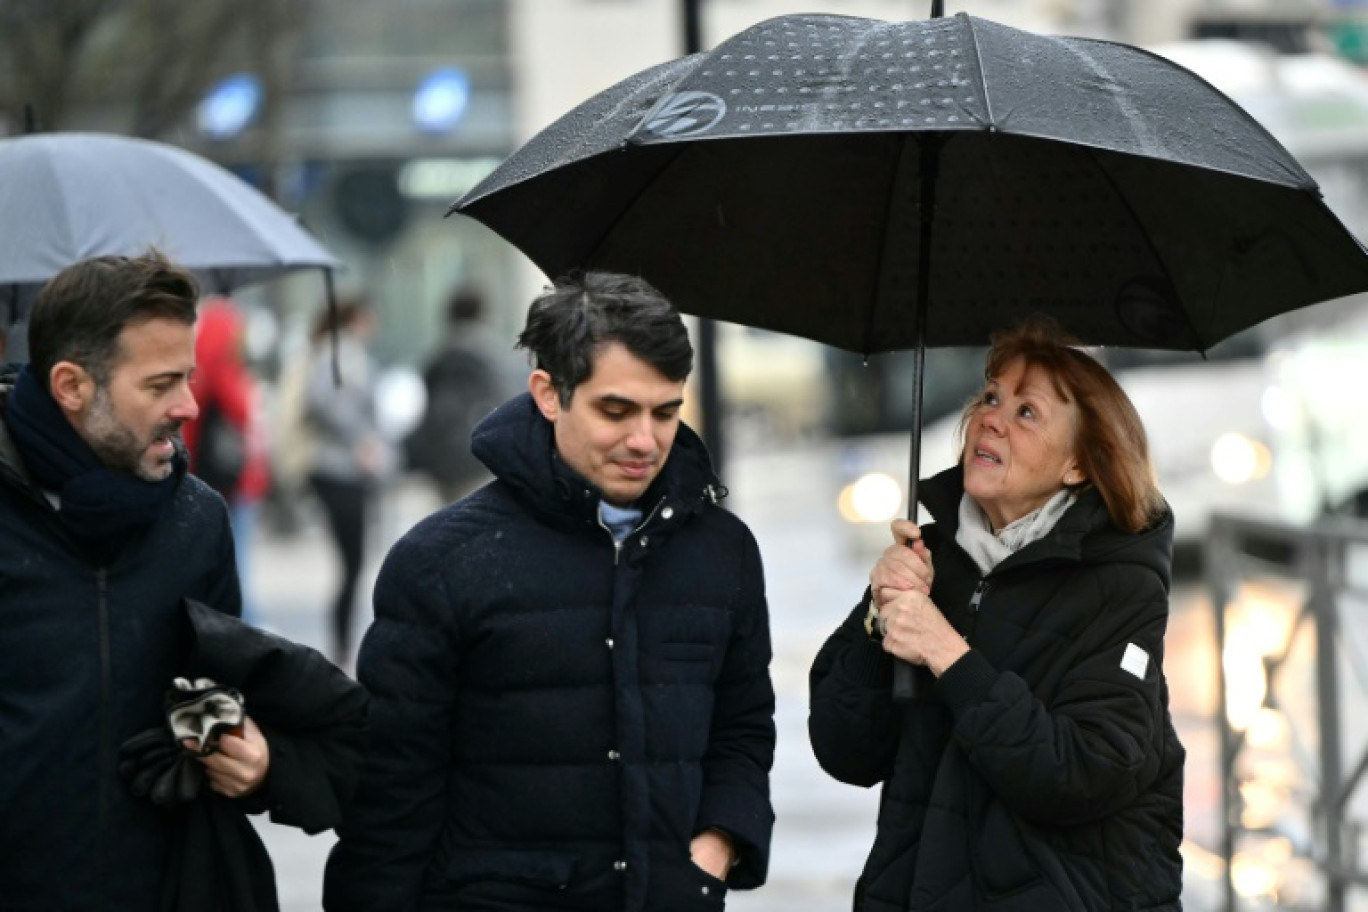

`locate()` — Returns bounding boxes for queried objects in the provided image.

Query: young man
[325,271,776,911]
[0,253,268,908]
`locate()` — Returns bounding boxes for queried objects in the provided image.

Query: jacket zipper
[97,566,111,907]
[965,579,989,644]
[598,496,667,566]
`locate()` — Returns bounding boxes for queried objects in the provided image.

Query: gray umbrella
[0,132,339,331]
[451,11,1368,696]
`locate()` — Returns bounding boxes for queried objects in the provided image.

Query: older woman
[809,319,1185,911]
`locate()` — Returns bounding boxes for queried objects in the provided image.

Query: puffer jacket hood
[472,391,725,528]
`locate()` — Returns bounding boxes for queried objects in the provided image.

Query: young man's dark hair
[27,250,198,388]
[516,270,693,404]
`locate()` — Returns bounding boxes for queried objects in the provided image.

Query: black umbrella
[451,11,1368,696]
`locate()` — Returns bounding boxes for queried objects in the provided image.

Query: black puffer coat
[325,393,775,912]
[0,398,241,911]
[809,466,1185,911]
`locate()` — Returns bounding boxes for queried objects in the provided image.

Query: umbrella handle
[892,628,928,701]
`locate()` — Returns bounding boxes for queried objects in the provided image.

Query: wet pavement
[247,439,1224,910]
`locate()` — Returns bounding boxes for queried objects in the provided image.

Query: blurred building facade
[8,0,1367,373]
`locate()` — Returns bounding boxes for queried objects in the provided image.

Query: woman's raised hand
[870,518,934,608]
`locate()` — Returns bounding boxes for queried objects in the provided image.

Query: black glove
[118,677,246,807]
[118,727,206,806]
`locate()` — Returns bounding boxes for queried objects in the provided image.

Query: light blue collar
[599,501,643,542]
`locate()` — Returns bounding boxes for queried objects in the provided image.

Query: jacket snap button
[614,860,627,871]
[639,535,649,547]
[701,885,710,896]
[606,638,614,648]
[608,749,620,761]
[662,506,674,520]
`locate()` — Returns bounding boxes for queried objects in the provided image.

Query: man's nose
[624,415,656,452]
[170,384,199,422]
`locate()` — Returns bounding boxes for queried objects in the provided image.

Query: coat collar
[919,463,1173,586]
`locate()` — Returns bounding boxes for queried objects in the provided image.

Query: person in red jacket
[183,295,271,625]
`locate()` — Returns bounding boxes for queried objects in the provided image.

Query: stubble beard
[85,386,180,482]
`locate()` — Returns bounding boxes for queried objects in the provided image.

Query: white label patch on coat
[1121,643,1149,680]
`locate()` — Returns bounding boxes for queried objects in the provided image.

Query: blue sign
[413,67,471,134]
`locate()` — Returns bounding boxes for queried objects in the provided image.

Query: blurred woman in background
[304,298,392,665]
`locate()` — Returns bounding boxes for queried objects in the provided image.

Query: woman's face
[961,357,1084,530]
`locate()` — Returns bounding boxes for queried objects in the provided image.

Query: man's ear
[528,370,560,422]
[48,361,94,415]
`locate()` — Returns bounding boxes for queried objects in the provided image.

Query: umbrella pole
[892,134,944,703]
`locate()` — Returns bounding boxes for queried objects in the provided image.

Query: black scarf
[4,365,182,542]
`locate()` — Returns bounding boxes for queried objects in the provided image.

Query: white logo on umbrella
[640,91,727,138]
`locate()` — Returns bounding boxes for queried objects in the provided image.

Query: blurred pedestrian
[183,294,271,626]
[404,284,499,503]
[0,252,258,908]
[808,317,1185,911]
[324,271,776,911]
[304,297,392,665]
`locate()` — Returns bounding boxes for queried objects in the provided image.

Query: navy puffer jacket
[810,466,1184,911]
[0,394,241,911]
[325,393,775,912]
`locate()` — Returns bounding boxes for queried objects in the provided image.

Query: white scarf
[955,488,1078,577]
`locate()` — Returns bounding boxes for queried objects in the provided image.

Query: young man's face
[531,342,686,507]
[73,317,199,482]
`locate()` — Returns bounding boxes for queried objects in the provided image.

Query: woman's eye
[1018,405,1035,419]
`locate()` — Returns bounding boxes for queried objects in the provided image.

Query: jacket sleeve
[937,571,1175,827]
[181,597,371,835]
[323,529,461,911]
[238,677,370,835]
[807,590,901,787]
[693,529,776,890]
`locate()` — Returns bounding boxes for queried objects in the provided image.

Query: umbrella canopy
[0,132,339,301]
[453,12,1368,356]
[453,11,1368,701]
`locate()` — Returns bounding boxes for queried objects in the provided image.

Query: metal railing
[1208,511,1368,911]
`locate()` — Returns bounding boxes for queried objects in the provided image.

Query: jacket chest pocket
[641,605,730,683]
